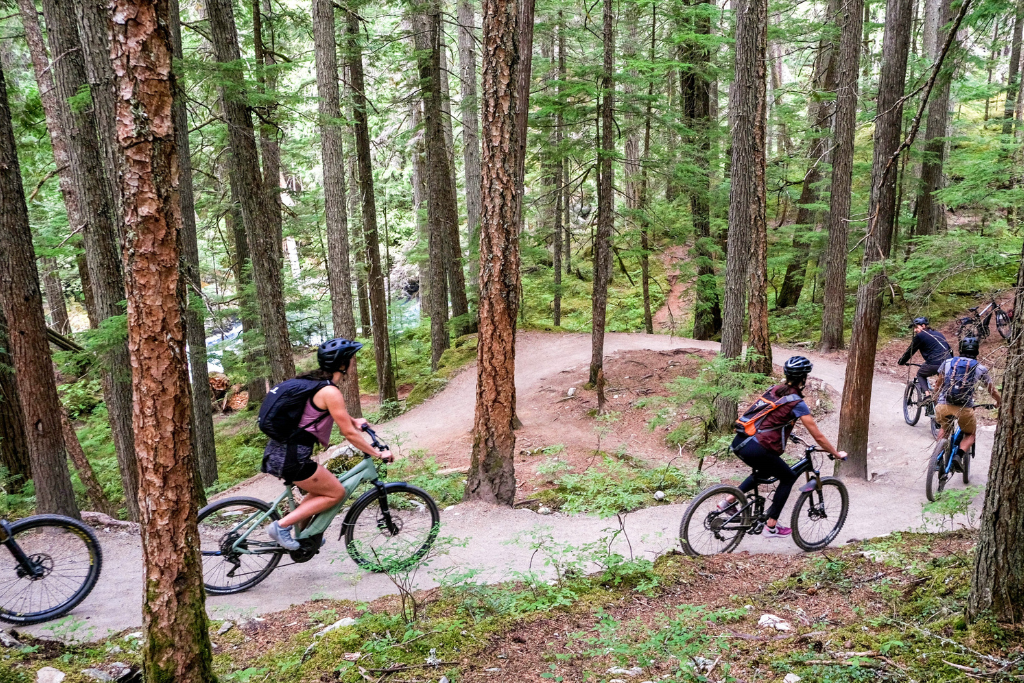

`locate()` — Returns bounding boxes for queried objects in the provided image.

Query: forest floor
[15,331,997,645]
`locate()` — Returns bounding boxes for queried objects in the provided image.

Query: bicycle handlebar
[790,434,835,459]
[360,424,391,456]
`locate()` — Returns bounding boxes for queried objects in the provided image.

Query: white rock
[653,491,666,501]
[80,669,114,682]
[567,388,576,397]
[36,668,66,683]
[444,505,456,512]
[0,630,21,648]
[613,395,619,399]
[538,506,553,515]
[106,645,122,654]
[784,674,802,683]
[440,678,450,683]
[691,657,715,673]
[124,632,143,641]
[216,621,234,635]
[485,668,501,672]
[757,614,792,631]
[315,617,357,637]
[607,667,643,676]
[609,680,627,683]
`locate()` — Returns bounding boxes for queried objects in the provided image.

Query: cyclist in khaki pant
[933,337,1001,454]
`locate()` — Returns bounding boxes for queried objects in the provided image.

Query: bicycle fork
[0,521,43,580]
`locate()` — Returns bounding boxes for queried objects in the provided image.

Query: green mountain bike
[198,427,440,594]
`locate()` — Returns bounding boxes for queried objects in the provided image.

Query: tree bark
[968,243,1024,623]
[914,0,954,237]
[836,0,914,479]
[253,0,284,258]
[227,180,266,407]
[512,0,536,229]
[346,10,397,404]
[459,0,483,290]
[109,3,216,677]
[207,0,295,386]
[0,60,79,518]
[76,251,98,328]
[42,259,71,334]
[820,0,864,351]
[464,0,520,506]
[590,0,615,388]
[1004,0,1024,136]
[0,309,31,483]
[170,0,217,488]
[61,408,113,515]
[314,0,361,415]
[552,13,564,327]
[685,0,721,340]
[438,44,471,333]
[39,0,140,521]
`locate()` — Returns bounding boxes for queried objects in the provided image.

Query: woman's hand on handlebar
[835,450,848,461]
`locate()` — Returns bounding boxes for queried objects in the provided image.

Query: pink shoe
[766,524,791,537]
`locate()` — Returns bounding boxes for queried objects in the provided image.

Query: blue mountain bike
[925,405,994,502]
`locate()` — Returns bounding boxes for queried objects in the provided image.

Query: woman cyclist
[718,357,847,537]
[263,338,392,550]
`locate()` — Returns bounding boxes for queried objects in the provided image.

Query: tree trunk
[512,0,536,229]
[109,4,216,676]
[0,60,79,518]
[775,3,838,309]
[1004,0,1024,136]
[207,0,295,386]
[553,13,564,327]
[409,91,431,323]
[61,408,113,515]
[685,0,721,340]
[345,113,371,337]
[820,0,864,351]
[464,0,520,506]
[39,0,140,521]
[314,0,361,415]
[346,10,397,404]
[458,0,483,291]
[42,259,71,334]
[590,0,615,388]
[438,45,471,332]
[253,0,284,257]
[639,5,656,335]
[76,251,98,327]
[836,0,914,479]
[171,0,217,488]
[227,183,266,407]
[914,0,953,237]
[968,244,1024,623]
[0,309,31,482]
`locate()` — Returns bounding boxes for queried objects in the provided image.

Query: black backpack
[944,358,979,407]
[257,379,332,444]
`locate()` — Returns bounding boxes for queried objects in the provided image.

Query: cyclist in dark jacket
[897,317,952,398]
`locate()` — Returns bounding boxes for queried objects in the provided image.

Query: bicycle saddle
[753,472,779,485]
[969,306,979,312]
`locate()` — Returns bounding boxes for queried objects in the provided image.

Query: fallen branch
[367,662,457,673]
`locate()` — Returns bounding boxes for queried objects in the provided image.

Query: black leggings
[732,435,797,522]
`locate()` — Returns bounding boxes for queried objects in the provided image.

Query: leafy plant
[922,485,983,531]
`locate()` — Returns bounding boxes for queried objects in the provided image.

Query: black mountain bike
[679,436,849,555]
[0,515,103,624]
[902,363,940,437]
[956,294,1011,341]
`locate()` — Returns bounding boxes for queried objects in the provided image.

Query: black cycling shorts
[262,440,318,483]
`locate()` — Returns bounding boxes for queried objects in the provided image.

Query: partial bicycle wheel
[198,497,283,594]
[345,484,440,572]
[679,485,751,557]
[903,382,922,426]
[926,440,951,502]
[0,515,102,625]
[962,443,973,484]
[791,478,849,551]
[995,309,1011,339]
[930,415,940,438]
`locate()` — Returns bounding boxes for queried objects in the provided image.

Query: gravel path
[22,332,991,641]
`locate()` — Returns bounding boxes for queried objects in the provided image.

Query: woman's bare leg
[279,464,345,528]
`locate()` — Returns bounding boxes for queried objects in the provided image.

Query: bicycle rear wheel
[679,485,751,556]
[198,497,283,594]
[926,440,951,502]
[963,443,973,484]
[903,382,922,426]
[930,416,940,438]
[791,478,849,551]
[345,484,440,572]
[996,309,1011,339]
[0,515,102,624]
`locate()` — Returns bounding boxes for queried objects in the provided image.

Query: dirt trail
[23,332,992,641]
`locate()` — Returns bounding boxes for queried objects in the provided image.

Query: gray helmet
[783,356,813,380]
[913,317,929,326]
[317,337,363,372]
[959,337,980,359]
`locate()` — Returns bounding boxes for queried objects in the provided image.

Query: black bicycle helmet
[959,336,980,359]
[783,356,813,380]
[913,316,929,326]
[317,337,363,372]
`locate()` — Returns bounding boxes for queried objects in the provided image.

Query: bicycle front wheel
[0,515,102,625]
[345,484,440,572]
[926,440,951,502]
[963,443,973,484]
[996,309,1011,339]
[903,381,922,426]
[679,485,751,556]
[198,497,283,594]
[930,416,940,438]
[791,478,849,551]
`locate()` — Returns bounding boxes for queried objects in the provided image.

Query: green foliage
[379,451,465,506]
[57,378,104,419]
[921,485,984,531]
[0,466,35,520]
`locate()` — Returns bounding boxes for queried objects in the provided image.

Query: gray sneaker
[268,521,300,551]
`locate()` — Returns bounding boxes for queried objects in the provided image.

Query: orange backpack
[735,389,804,437]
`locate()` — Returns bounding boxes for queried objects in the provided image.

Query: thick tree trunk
[553,14,564,327]
[459,0,483,291]
[0,61,79,518]
[775,5,838,309]
[836,0,914,479]
[464,0,520,506]
[512,0,536,229]
[313,0,361,415]
[685,0,721,340]
[345,113,371,337]
[914,0,953,237]
[253,0,284,257]
[76,251,98,328]
[109,4,215,677]
[39,0,140,521]
[0,309,31,482]
[207,0,295,386]
[716,0,768,424]
[42,259,71,334]
[61,408,113,515]
[590,0,615,388]
[639,6,655,335]
[1003,0,1024,136]
[227,185,266,407]
[438,47,471,332]
[171,0,217,488]
[346,11,397,404]
[968,244,1024,623]
[820,0,864,351]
